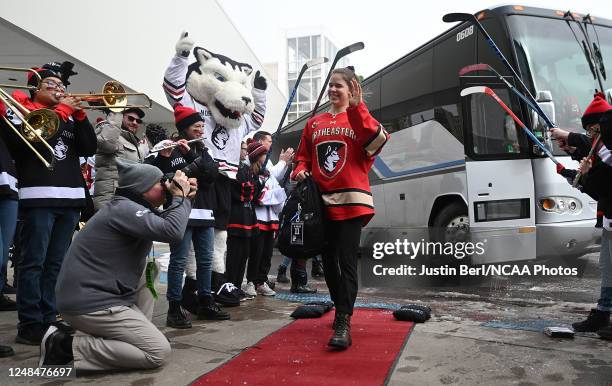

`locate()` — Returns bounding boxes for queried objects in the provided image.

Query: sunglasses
[126,115,143,124]
[42,80,66,91]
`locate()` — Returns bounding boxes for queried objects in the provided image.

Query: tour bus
[276,5,612,264]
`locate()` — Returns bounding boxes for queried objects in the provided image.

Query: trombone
[64,81,153,112]
[0,88,59,170]
[0,66,41,90]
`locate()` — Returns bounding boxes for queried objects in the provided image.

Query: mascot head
[186,47,254,129]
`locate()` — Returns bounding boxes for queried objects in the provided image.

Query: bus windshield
[507,15,612,156]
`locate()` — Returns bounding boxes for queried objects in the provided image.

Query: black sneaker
[214,282,241,307]
[290,284,317,294]
[572,309,610,332]
[197,295,230,320]
[276,265,290,283]
[39,326,73,367]
[46,320,76,335]
[16,323,44,345]
[236,288,255,302]
[0,295,17,311]
[311,260,324,279]
[0,345,14,358]
[166,301,192,329]
[265,279,276,291]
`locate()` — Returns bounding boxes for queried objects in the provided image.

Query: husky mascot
[163,32,267,308]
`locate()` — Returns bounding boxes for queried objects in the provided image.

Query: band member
[292,67,389,349]
[0,101,18,357]
[148,104,229,327]
[2,62,96,345]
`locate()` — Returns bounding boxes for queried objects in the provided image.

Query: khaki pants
[62,262,169,371]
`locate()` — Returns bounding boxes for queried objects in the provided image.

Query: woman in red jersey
[292,66,389,349]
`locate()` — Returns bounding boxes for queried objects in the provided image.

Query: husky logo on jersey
[212,124,230,150]
[316,141,346,178]
[5,107,21,126]
[54,137,68,160]
[186,47,254,129]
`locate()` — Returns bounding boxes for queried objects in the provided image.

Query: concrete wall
[0,0,286,127]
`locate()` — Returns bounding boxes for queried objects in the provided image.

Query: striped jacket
[255,173,287,232]
[163,55,265,180]
[292,101,389,224]
[1,92,96,208]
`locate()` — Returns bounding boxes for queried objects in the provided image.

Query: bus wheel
[432,202,469,244]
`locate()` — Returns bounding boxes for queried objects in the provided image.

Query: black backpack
[276,177,326,259]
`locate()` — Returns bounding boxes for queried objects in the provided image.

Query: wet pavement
[0,245,611,385]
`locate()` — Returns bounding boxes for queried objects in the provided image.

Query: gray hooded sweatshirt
[56,195,191,314]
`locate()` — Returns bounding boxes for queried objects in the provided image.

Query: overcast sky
[218,0,611,80]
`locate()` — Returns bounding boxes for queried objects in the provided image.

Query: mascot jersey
[292,101,389,225]
[163,55,265,180]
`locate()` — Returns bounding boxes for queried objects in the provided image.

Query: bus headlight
[539,196,582,214]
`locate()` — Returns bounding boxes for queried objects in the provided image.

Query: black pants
[247,230,275,285]
[322,217,363,315]
[226,234,258,288]
[290,258,307,286]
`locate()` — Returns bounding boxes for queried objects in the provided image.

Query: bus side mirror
[531,90,556,155]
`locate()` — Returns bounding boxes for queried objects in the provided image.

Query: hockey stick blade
[338,42,365,57]
[305,57,328,69]
[460,86,488,97]
[443,13,474,23]
[458,63,489,76]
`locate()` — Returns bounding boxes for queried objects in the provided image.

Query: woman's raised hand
[348,78,362,108]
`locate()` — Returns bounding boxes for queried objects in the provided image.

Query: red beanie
[247,141,267,163]
[582,92,612,129]
[174,103,204,131]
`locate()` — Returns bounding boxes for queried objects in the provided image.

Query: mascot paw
[175,31,195,58]
[253,70,267,90]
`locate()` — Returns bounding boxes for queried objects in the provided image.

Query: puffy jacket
[93,119,146,210]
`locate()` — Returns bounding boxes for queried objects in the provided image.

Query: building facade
[286,29,349,123]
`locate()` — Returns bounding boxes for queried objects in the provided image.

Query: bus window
[467,89,524,157]
[380,49,434,134]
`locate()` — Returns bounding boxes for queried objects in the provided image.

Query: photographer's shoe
[572,309,609,332]
[166,301,192,329]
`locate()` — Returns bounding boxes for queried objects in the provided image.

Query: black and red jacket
[147,143,218,227]
[227,164,261,237]
[0,91,96,208]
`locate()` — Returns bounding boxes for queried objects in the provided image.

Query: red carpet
[192,308,414,386]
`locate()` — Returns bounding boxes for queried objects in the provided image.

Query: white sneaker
[243,282,257,297]
[256,282,276,296]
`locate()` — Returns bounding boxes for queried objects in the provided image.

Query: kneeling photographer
[147,104,229,329]
[47,160,195,371]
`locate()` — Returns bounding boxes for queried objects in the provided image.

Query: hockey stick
[261,57,328,172]
[571,134,601,187]
[459,63,556,129]
[443,13,538,102]
[311,41,365,118]
[460,86,564,169]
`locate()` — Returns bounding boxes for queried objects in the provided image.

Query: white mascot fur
[163,32,267,307]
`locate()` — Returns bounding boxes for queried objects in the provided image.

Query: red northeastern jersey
[292,101,389,224]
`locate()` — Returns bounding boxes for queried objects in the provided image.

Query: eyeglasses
[126,115,143,124]
[41,80,66,91]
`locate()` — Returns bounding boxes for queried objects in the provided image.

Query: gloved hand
[175,31,195,58]
[253,70,267,91]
